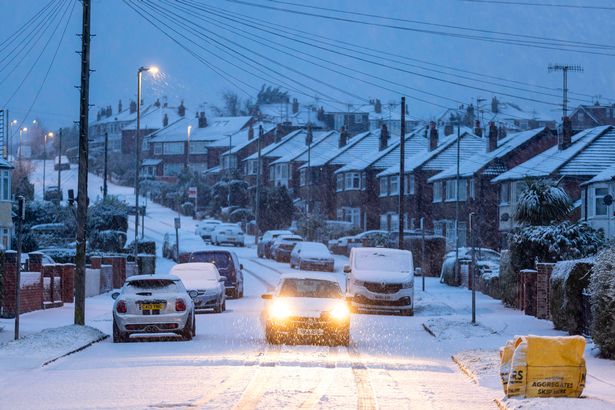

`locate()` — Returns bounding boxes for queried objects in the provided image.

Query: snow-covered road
[3,161,613,409]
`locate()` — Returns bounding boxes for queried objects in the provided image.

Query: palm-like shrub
[513,179,572,225]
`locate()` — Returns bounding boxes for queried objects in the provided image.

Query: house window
[337,207,361,227]
[269,167,275,182]
[334,114,344,130]
[361,172,367,190]
[1,170,10,201]
[445,180,457,201]
[390,175,399,195]
[500,182,510,205]
[379,177,388,197]
[433,221,444,237]
[153,143,162,155]
[405,175,415,195]
[433,181,443,202]
[345,172,360,190]
[336,174,344,192]
[280,164,288,179]
[380,214,388,231]
[469,178,475,199]
[299,169,306,186]
[246,160,259,175]
[1,227,10,249]
[311,168,321,184]
[163,142,184,155]
[594,187,609,216]
[390,213,399,231]
[163,163,182,176]
[355,114,363,124]
[190,141,208,154]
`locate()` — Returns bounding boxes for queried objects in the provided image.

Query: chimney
[474,120,483,137]
[162,113,169,127]
[178,100,186,117]
[248,124,254,140]
[162,96,168,108]
[275,124,284,143]
[129,100,137,114]
[306,123,313,146]
[487,121,498,152]
[444,124,454,136]
[374,98,382,114]
[198,111,207,128]
[118,99,123,113]
[559,116,573,150]
[292,98,299,114]
[339,126,348,148]
[498,124,507,140]
[429,121,439,151]
[379,124,389,151]
[154,98,161,108]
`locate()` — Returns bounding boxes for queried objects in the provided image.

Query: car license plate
[297,328,324,336]
[140,303,164,310]
[373,294,392,301]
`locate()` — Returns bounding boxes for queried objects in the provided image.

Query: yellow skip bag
[503,335,586,398]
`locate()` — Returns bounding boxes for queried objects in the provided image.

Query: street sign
[188,187,197,199]
[174,217,181,230]
[603,194,613,206]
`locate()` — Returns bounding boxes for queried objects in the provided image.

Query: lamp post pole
[43,132,53,195]
[255,125,263,244]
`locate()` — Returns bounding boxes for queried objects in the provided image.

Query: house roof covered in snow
[243,129,307,161]
[219,123,276,155]
[335,129,429,174]
[0,158,13,169]
[270,131,340,165]
[377,127,480,177]
[492,125,615,183]
[298,130,379,170]
[429,127,551,182]
[148,116,252,144]
[122,104,191,131]
[256,103,326,129]
[582,163,615,185]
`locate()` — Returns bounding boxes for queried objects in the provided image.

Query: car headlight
[269,300,291,320]
[402,281,414,289]
[329,302,350,321]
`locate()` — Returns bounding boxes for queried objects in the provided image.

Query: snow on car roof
[126,274,181,282]
[279,272,339,282]
[298,241,329,251]
[170,263,220,282]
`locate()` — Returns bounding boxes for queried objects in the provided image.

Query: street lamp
[9,120,18,161]
[186,125,192,169]
[43,132,53,195]
[18,127,27,161]
[134,65,159,262]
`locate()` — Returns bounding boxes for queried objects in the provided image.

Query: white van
[344,247,414,316]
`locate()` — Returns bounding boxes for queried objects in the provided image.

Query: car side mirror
[111,292,120,300]
[188,290,198,298]
[240,264,244,270]
[219,276,227,282]
[343,265,351,274]
[261,293,273,300]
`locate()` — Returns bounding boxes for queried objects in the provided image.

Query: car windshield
[279,278,342,298]
[354,251,412,272]
[300,242,329,254]
[174,268,218,282]
[190,252,232,270]
[124,279,179,294]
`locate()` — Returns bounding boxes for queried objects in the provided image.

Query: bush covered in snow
[509,222,604,270]
[550,259,594,335]
[87,197,128,233]
[589,246,615,359]
[513,179,572,226]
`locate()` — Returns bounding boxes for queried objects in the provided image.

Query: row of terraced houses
[87,97,615,250]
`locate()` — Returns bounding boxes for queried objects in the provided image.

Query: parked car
[257,230,292,258]
[188,250,244,298]
[346,230,389,255]
[43,185,63,202]
[261,273,350,345]
[330,236,352,255]
[163,233,201,262]
[111,274,196,342]
[440,248,501,283]
[385,230,422,248]
[290,241,335,272]
[271,234,303,262]
[20,252,56,270]
[212,223,244,247]
[195,219,221,242]
[54,155,70,171]
[345,247,414,316]
[170,263,227,313]
[30,223,73,248]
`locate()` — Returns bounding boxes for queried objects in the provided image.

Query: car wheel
[214,302,222,313]
[231,288,238,299]
[239,288,244,298]
[113,320,127,343]
[222,300,226,312]
[181,318,193,341]
[400,309,414,317]
[192,315,196,337]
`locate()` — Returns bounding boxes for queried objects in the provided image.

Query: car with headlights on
[271,234,303,262]
[345,247,414,316]
[290,241,335,272]
[170,263,227,312]
[188,250,244,299]
[111,274,196,343]
[257,230,292,258]
[195,219,221,242]
[261,274,350,346]
[212,223,244,247]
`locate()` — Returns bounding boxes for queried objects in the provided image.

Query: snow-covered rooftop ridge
[256,102,326,128]
[583,162,615,185]
[428,127,549,182]
[122,104,191,131]
[243,129,306,161]
[299,130,375,169]
[377,126,478,177]
[492,125,615,183]
[269,131,339,165]
[220,122,277,155]
[148,116,253,144]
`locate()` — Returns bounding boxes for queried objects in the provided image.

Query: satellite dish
[500,213,510,222]
[603,194,613,206]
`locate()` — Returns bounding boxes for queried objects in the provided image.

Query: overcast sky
[2,0,615,129]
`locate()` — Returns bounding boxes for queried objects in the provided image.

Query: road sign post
[14,196,25,339]
[604,194,613,240]
[174,217,181,262]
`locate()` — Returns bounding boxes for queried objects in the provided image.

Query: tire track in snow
[243,267,275,291]
[246,257,286,275]
[298,346,338,409]
[232,344,282,409]
[347,346,378,410]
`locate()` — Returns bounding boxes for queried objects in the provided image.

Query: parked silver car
[290,242,335,272]
[112,274,196,342]
[195,219,221,242]
[170,263,227,313]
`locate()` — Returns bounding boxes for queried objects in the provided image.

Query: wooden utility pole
[398,97,406,250]
[254,125,263,244]
[103,132,108,199]
[74,0,91,326]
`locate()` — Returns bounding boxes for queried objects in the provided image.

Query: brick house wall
[570,105,615,130]
[323,112,369,135]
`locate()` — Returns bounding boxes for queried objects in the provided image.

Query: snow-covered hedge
[590,246,615,359]
[499,250,518,307]
[550,259,594,335]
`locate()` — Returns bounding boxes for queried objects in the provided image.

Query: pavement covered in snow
[1,162,613,409]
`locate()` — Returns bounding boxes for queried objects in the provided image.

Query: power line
[0,0,57,50]
[459,0,615,10]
